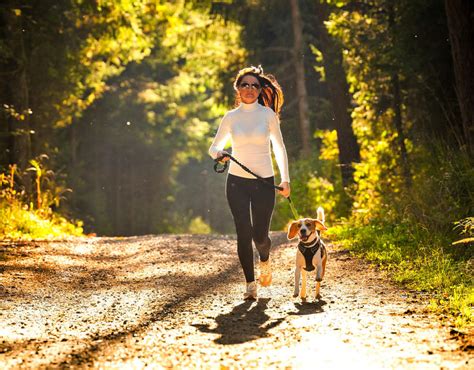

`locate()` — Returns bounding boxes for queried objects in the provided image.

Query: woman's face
[237,75,261,104]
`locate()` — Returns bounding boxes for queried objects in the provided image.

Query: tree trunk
[114,150,122,235]
[444,0,474,154]
[314,2,361,187]
[130,159,136,235]
[3,6,32,178]
[392,73,412,188]
[290,0,312,157]
[387,4,411,188]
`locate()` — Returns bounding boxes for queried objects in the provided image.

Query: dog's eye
[306,223,311,227]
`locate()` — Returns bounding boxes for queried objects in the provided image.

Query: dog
[287,207,328,301]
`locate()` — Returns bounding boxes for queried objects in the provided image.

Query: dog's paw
[293,292,299,298]
[300,296,307,302]
[315,293,321,300]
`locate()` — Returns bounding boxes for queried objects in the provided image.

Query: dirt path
[0,233,472,369]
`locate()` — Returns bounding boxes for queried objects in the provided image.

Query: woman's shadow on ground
[193,298,284,345]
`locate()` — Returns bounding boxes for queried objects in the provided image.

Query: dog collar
[299,236,320,248]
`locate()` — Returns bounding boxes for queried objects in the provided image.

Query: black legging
[226,173,275,283]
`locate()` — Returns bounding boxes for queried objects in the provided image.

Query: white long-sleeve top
[208,101,290,182]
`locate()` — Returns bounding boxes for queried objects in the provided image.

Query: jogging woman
[208,65,290,299]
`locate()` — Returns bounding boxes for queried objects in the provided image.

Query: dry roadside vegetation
[0,233,472,369]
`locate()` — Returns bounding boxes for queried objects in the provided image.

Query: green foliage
[69,2,246,235]
[188,217,212,235]
[325,0,465,220]
[321,0,473,328]
[34,0,162,127]
[330,222,473,328]
[0,159,82,239]
[453,217,474,246]
[0,169,82,240]
[273,128,349,230]
[324,0,473,244]
[0,198,83,240]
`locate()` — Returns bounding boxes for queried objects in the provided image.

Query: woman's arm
[208,113,231,160]
[269,111,291,197]
[269,112,290,182]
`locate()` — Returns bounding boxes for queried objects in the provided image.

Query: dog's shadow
[290,298,327,316]
[193,298,284,345]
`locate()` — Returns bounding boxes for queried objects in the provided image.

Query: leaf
[452,237,474,246]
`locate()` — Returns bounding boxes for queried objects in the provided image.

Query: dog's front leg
[315,281,321,300]
[314,249,323,282]
[293,266,301,297]
[300,269,307,301]
[314,251,323,300]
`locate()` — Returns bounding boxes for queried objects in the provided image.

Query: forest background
[0,0,472,327]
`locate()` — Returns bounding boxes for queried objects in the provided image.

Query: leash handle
[213,159,228,173]
[213,154,230,174]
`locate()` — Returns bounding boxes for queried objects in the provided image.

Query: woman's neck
[240,100,259,112]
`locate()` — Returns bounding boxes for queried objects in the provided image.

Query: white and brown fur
[287,207,328,301]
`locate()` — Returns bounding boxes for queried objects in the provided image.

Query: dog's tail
[317,207,325,223]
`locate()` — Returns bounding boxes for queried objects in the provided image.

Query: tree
[0,0,164,208]
[69,2,246,235]
[314,1,360,187]
[290,0,312,156]
[0,1,161,160]
[1,4,31,185]
[444,0,474,154]
[388,2,411,188]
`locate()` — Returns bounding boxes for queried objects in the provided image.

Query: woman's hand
[278,182,290,198]
[216,151,230,163]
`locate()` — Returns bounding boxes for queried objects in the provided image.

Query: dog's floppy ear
[287,221,300,240]
[312,219,328,231]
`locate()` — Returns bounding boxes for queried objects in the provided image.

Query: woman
[208,65,291,300]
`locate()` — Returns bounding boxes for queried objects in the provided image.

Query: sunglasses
[239,82,261,90]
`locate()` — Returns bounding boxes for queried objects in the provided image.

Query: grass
[329,221,473,329]
[0,199,83,240]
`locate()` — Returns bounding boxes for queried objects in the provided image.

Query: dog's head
[287,207,327,243]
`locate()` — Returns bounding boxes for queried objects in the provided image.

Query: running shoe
[243,281,257,300]
[259,257,272,287]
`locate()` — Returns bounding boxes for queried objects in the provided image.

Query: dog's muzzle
[299,231,313,242]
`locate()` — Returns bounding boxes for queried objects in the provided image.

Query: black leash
[214,153,301,219]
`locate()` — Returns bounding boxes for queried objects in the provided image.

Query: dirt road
[0,233,472,369]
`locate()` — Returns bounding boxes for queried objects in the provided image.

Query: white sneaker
[259,257,272,287]
[243,281,257,300]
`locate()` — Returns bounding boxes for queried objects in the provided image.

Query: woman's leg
[250,177,275,262]
[226,175,255,283]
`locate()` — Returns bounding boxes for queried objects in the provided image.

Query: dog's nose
[300,229,306,235]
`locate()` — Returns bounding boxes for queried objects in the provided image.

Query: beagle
[287,207,328,301]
